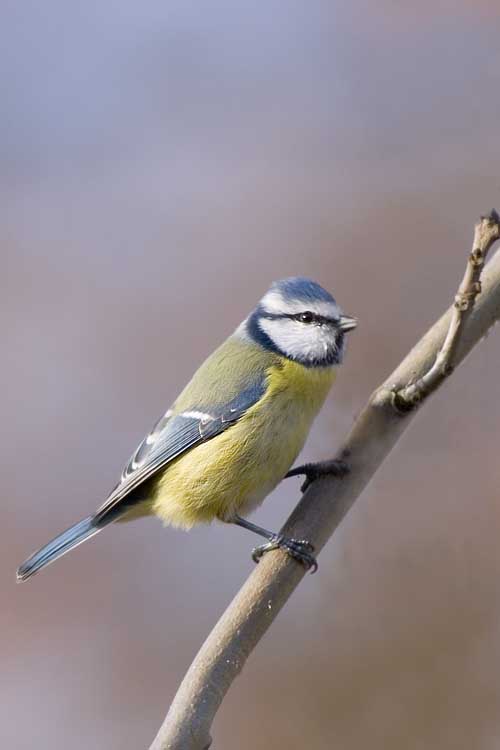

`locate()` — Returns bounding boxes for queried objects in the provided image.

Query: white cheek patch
[259,317,339,363]
[260,289,340,319]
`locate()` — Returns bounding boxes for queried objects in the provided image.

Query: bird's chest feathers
[220,360,336,514]
[249,360,336,460]
[268,359,337,415]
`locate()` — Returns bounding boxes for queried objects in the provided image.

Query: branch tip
[393,211,500,411]
[481,208,500,224]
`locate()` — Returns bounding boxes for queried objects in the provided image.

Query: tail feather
[16,516,100,582]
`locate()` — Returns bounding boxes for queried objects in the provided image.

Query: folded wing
[93,379,267,526]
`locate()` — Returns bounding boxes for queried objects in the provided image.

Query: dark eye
[299,311,314,323]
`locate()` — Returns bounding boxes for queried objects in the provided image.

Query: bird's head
[244,277,357,366]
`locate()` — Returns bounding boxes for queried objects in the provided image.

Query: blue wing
[93,379,267,525]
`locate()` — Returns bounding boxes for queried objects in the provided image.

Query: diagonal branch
[149,213,500,750]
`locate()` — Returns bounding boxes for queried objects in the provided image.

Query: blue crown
[270,277,336,305]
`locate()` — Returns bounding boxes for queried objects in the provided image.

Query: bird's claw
[285,459,350,492]
[252,535,318,573]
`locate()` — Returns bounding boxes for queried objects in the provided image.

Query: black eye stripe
[290,311,336,325]
[258,307,338,326]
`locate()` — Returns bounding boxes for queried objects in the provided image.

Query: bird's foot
[252,535,318,573]
[285,459,350,492]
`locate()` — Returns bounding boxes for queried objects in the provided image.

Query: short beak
[338,315,358,332]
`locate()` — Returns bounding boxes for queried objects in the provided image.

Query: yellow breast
[151,359,336,529]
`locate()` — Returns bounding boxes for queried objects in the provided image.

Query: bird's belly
[151,363,335,529]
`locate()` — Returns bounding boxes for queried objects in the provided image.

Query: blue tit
[17,277,357,581]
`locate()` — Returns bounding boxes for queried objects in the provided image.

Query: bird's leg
[285,458,350,492]
[231,515,317,573]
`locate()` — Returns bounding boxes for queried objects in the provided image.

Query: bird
[17,277,357,581]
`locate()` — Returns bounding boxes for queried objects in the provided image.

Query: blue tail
[17,516,101,582]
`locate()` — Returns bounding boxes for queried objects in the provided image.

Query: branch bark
[149,213,500,750]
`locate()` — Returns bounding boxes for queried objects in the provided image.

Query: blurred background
[3,2,500,748]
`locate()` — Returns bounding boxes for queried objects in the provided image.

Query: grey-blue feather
[16,516,99,582]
